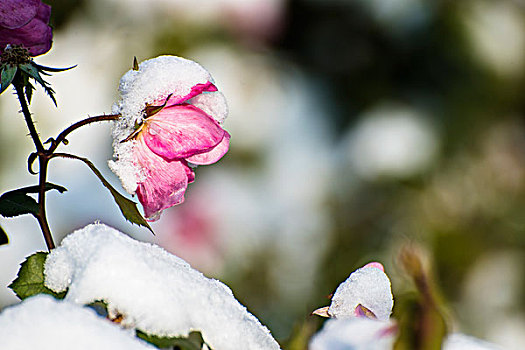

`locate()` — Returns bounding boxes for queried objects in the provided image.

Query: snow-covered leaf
[9,252,66,300]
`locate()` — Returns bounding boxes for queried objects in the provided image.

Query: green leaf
[65,155,153,233]
[8,252,67,300]
[0,64,17,94]
[0,183,68,218]
[136,330,207,349]
[19,62,57,106]
[0,225,8,246]
[0,192,39,217]
[33,63,77,73]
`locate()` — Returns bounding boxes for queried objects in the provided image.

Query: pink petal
[363,262,384,272]
[0,0,40,29]
[142,104,226,160]
[134,138,192,220]
[162,81,218,106]
[185,131,230,165]
[185,164,195,184]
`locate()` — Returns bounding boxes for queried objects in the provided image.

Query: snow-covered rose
[109,56,230,220]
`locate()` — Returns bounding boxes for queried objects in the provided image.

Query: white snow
[43,223,280,350]
[328,264,393,321]
[109,55,229,195]
[309,317,395,350]
[0,294,155,349]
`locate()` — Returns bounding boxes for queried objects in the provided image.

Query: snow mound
[44,223,280,350]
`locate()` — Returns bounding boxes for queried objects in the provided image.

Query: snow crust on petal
[309,318,395,350]
[108,140,143,194]
[43,223,281,350]
[115,56,214,128]
[0,295,155,350]
[329,264,393,321]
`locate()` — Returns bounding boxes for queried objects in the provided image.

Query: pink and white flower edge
[109,56,229,220]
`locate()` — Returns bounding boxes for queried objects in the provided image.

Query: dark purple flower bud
[0,0,52,57]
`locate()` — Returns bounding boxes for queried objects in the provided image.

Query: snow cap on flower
[313,262,393,321]
[114,55,228,128]
[109,56,230,220]
[0,0,53,56]
[44,223,279,350]
[329,262,393,321]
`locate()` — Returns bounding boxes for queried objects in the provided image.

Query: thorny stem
[14,78,44,153]
[14,78,54,250]
[13,76,120,251]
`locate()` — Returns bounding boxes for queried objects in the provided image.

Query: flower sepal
[0,63,17,94]
[0,45,75,105]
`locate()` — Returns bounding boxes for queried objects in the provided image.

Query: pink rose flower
[0,0,53,56]
[109,56,230,221]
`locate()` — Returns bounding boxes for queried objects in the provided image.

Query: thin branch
[37,155,54,250]
[49,114,120,153]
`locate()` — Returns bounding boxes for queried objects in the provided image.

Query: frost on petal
[108,140,142,195]
[185,131,230,165]
[134,138,191,219]
[329,263,394,321]
[43,223,281,350]
[309,318,395,350]
[142,104,226,160]
[116,56,215,124]
[0,295,155,349]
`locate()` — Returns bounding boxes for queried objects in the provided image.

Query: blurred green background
[1,0,525,348]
